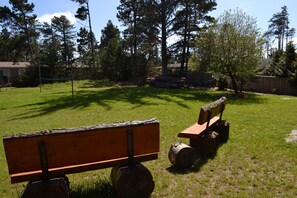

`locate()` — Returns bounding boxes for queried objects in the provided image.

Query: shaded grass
[70,176,115,198]
[0,81,296,197]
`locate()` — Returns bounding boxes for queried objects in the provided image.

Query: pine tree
[287,42,297,88]
[157,0,179,76]
[71,0,96,72]
[0,28,14,61]
[51,15,76,67]
[77,27,96,69]
[117,0,160,83]
[285,41,296,78]
[171,0,216,74]
[99,20,131,81]
[266,6,295,51]
[100,21,121,49]
[0,0,38,61]
[39,22,61,78]
[117,0,143,56]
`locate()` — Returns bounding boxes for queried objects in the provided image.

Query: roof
[0,62,30,69]
[156,63,192,69]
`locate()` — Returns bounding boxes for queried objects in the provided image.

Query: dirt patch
[93,81,136,88]
[282,98,297,100]
[286,130,297,142]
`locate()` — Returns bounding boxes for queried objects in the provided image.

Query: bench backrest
[197,97,227,126]
[3,119,159,184]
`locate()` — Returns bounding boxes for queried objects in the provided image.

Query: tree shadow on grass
[10,86,267,120]
[70,178,116,198]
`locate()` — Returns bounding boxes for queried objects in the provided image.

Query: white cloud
[37,11,77,25]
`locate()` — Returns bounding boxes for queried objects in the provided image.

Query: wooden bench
[3,118,159,197]
[178,97,229,155]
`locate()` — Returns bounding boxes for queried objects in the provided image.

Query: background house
[0,62,29,84]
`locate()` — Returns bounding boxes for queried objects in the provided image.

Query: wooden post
[38,141,49,181]
[190,131,219,156]
[126,129,135,167]
[211,120,230,143]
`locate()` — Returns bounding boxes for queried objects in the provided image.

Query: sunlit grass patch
[0,81,296,197]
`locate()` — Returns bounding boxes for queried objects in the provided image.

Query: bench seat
[178,116,220,139]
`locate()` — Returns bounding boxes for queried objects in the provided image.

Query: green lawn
[1,81,297,197]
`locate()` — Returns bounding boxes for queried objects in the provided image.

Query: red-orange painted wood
[178,116,220,139]
[3,119,159,183]
[10,153,158,183]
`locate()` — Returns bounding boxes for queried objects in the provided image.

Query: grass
[0,81,297,197]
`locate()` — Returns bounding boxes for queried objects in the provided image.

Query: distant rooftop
[156,63,187,69]
[0,62,30,68]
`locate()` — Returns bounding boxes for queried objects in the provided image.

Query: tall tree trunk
[227,66,238,95]
[180,37,186,74]
[161,0,168,76]
[278,35,281,51]
[86,1,96,78]
[20,7,35,62]
[180,1,189,75]
[230,76,238,95]
[281,31,285,51]
[133,3,139,82]
[185,26,191,72]
[24,24,35,62]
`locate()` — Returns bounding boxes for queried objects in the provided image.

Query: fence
[245,75,297,96]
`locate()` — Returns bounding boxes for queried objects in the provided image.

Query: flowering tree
[196,9,264,94]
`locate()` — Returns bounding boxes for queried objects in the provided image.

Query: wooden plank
[178,117,220,139]
[3,119,159,183]
[197,97,227,125]
[10,153,158,184]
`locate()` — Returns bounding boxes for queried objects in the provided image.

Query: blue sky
[1,0,297,43]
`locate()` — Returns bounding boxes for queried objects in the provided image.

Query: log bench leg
[110,164,154,198]
[22,177,69,198]
[211,120,230,143]
[190,131,219,156]
[168,142,196,169]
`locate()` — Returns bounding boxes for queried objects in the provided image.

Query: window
[19,69,25,75]
[0,69,10,77]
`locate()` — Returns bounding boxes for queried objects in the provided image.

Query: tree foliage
[264,42,297,87]
[37,16,76,81]
[99,21,131,81]
[0,0,38,62]
[38,22,61,77]
[51,15,76,66]
[265,6,295,52]
[157,0,179,76]
[252,5,297,90]
[196,9,264,94]
[77,27,97,70]
[5,0,297,92]
[171,0,216,74]
[0,28,15,61]
[286,42,297,88]
[71,0,96,76]
[117,0,160,83]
